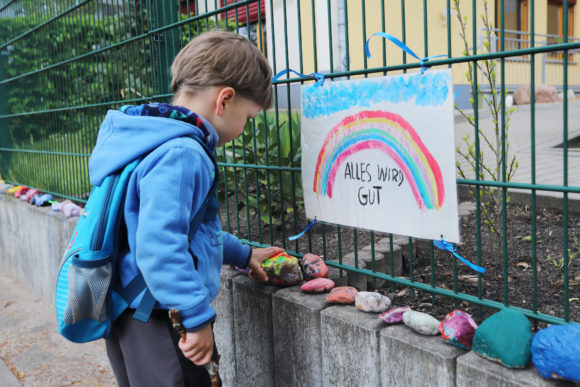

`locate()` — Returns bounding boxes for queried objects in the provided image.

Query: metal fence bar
[530,0,538,329]
[563,0,570,322]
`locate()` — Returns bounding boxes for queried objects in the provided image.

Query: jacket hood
[89,110,219,185]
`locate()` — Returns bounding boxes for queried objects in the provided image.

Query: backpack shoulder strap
[130,134,219,323]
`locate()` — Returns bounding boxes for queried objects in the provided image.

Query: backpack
[55,135,219,343]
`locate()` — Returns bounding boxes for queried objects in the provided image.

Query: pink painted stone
[326,286,358,304]
[378,306,411,324]
[439,310,478,349]
[300,278,335,293]
[301,253,329,280]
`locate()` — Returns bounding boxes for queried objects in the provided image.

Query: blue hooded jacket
[89,108,251,330]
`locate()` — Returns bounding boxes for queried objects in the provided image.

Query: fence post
[147,0,182,96]
[541,42,547,85]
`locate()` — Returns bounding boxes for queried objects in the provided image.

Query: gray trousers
[105,309,219,387]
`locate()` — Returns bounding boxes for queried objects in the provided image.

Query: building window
[496,0,529,50]
[547,0,575,40]
[547,0,576,59]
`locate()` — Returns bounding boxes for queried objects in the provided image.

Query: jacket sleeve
[135,143,215,330]
[222,232,252,268]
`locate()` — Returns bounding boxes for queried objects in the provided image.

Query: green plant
[546,236,579,269]
[216,111,303,226]
[453,0,519,261]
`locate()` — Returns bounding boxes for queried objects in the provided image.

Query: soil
[220,197,580,327]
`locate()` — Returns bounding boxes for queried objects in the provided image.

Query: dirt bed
[220,196,580,326]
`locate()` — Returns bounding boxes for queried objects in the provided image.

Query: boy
[89,31,282,386]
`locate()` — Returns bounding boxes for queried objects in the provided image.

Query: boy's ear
[215,87,236,116]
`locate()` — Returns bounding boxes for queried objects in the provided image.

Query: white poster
[301,69,460,243]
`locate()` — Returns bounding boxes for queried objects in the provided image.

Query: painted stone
[355,291,391,313]
[24,189,40,202]
[402,310,440,335]
[252,252,303,286]
[0,183,14,194]
[378,306,411,324]
[438,310,478,349]
[301,253,329,280]
[300,278,335,293]
[326,286,358,304]
[4,185,24,195]
[472,309,532,368]
[532,324,580,382]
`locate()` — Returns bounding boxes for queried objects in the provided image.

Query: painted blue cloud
[302,71,450,119]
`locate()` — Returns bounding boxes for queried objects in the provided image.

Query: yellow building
[266,0,579,100]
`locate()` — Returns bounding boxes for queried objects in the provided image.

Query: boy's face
[215,94,262,147]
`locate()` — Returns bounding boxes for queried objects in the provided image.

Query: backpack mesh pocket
[63,257,112,325]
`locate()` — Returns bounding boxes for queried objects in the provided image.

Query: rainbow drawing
[313,110,444,210]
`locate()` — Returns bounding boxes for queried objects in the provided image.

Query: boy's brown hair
[171,30,273,109]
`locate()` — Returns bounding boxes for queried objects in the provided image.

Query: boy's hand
[178,324,214,366]
[247,246,284,282]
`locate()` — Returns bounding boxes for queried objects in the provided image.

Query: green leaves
[454,0,519,261]
[216,112,304,226]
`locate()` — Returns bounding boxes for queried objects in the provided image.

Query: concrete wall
[0,196,569,387]
[0,195,77,303]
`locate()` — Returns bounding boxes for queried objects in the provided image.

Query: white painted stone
[402,310,440,335]
[355,291,391,313]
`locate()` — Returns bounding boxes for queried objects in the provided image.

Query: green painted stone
[259,252,303,286]
[472,309,532,368]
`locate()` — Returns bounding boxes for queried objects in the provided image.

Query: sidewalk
[0,269,116,386]
[455,99,580,201]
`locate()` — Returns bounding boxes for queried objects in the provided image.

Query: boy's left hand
[247,246,284,282]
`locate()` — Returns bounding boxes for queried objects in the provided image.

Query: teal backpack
[55,135,218,343]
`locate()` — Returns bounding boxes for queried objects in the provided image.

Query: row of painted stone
[250,250,580,383]
[0,182,82,217]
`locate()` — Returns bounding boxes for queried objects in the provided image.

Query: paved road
[0,269,116,386]
[455,99,580,200]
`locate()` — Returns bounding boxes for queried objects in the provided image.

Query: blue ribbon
[434,237,486,273]
[365,32,447,74]
[273,69,326,87]
[288,218,317,241]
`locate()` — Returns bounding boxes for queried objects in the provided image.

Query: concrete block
[378,235,417,263]
[272,286,329,387]
[327,266,349,287]
[232,275,279,387]
[211,266,241,387]
[342,250,386,291]
[458,201,477,217]
[321,305,383,387]
[378,235,411,249]
[456,351,566,387]
[380,325,465,387]
[363,242,403,279]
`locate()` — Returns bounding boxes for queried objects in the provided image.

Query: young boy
[89,31,282,386]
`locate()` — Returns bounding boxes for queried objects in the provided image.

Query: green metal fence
[1,0,579,326]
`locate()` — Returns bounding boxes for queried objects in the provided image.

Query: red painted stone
[301,253,329,280]
[439,310,478,349]
[326,286,358,304]
[300,278,335,293]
